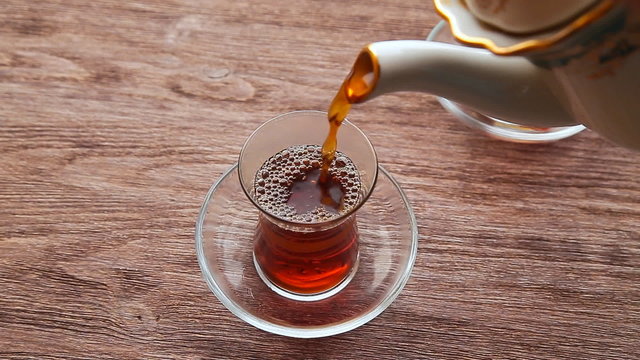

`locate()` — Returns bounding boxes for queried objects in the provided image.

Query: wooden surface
[1,0,639,359]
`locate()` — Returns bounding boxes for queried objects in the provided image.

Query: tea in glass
[252,144,362,294]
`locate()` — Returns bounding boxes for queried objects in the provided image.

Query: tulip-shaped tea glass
[196,110,417,338]
[238,110,378,301]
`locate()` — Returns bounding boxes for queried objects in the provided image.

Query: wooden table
[1,1,639,358]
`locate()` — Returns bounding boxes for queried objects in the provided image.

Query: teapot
[345,0,640,150]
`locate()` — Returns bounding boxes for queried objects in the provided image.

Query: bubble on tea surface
[253,144,362,222]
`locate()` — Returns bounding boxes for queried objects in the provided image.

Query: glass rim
[237,110,379,227]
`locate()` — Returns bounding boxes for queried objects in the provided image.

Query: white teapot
[347,0,640,150]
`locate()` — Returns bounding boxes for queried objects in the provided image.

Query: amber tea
[252,145,362,294]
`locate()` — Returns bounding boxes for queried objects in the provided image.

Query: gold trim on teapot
[434,0,615,55]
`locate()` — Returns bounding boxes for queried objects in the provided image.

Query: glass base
[253,252,360,302]
[195,163,417,338]
[429,21,585,143]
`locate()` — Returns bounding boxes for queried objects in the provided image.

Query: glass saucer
[195,163,418,338]
[427,21,585,143]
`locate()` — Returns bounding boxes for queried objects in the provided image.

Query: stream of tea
[320,48,378,183]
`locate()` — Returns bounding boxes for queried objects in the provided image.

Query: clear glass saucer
[427,21,585,143]
[195,163,418,338]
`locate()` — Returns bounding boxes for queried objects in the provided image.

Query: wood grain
[1,0,639,359]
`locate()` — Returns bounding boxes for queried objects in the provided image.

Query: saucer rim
[195,162,418,338]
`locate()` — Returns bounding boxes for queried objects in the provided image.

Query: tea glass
[237,110,378,301]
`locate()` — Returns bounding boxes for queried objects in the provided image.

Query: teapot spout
[355,40,578,128]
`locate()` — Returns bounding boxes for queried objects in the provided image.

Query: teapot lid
[434,0,615,55]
